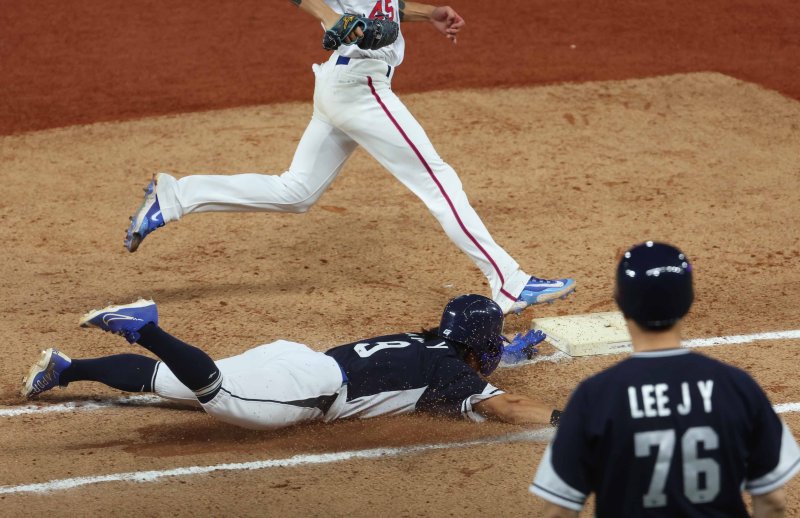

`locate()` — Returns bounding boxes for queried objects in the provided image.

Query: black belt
[335,55,392,77]
[316,393,339,414]
[317,364,348,414]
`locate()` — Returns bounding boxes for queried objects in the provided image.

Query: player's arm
[399,2,465,43]
[473,393,558,425]
[542,503,579,518]
[752,488,787,518]
[288,0,362,43]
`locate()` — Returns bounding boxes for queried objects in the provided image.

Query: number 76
[635,426,720,508]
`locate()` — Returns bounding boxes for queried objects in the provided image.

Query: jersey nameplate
[628,380,714,418]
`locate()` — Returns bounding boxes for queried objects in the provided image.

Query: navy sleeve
[550,381,594,493]
[530,381,592,510]
[416,356,501,419]
[743,375,800,494]
[745,381,784,479]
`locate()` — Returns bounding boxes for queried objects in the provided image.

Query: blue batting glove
[501,329,547,364]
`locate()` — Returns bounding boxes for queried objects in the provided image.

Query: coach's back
[530,241,800,517]
[537,348,797,516]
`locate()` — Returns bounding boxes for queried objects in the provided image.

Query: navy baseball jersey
[531,349,800,517]
[325,332,503,421]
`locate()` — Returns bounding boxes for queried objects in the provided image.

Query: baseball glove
[322,14,399,51]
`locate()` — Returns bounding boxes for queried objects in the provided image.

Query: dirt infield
[1,0,799,516]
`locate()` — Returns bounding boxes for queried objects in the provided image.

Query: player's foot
[80,299,159,343]
[509,276,576,314]
[125,175,165,252]
[21,348,72,398]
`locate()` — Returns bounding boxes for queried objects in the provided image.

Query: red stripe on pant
[367,77,516,302]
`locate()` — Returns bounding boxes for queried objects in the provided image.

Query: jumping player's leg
[157,119,357,220]
[125,117,358,251]
[332,75,574,313]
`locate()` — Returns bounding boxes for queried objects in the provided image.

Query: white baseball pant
[154,53,529,312]
[154,340,345,430]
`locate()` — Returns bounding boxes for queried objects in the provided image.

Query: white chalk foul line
[501,328,800,369]
[0,427,556,495]
[775,403,800,414]
[3,403,800,496]
[0,395,162,417]
[684,329,800,348]
[4,401,800,496]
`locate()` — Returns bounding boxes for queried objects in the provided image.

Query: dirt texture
[1,0,800,516]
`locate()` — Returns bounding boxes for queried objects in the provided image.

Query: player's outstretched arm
[473,393,557,425]
[399,2,465,43]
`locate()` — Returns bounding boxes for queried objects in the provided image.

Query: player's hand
[345,26,364,44]
[429,6,465,44]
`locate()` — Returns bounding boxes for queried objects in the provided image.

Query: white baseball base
[531,311,633,357]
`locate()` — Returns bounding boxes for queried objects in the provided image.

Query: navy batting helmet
[439,294,504,376]
[615,241,694,330]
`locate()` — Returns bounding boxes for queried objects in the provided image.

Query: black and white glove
[322,14,399,51]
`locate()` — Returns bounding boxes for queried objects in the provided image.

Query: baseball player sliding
[22,295,562,429]
[123,0,576,315]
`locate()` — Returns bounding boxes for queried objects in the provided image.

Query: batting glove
[501,329,547,364]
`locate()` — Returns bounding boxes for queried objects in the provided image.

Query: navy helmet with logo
[439,294,505,375]
[615,241,694,330]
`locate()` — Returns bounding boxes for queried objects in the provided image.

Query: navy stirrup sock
[59,354,158,393]
[136,323,222,403]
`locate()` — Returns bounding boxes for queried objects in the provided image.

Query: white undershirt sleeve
[460,383,504,422]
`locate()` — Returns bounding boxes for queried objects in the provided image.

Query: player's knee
[278,176,323,213]
[291,197,317,213]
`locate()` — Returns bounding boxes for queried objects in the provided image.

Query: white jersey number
[354,340,410,358]
[634,426,721,508]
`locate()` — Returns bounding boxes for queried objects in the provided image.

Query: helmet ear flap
[477,335,503,376]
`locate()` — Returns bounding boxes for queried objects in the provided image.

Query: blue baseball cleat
[79,299,159,343]
[21,348,72,398]
[125,175,165,252]
[509,276,577,314]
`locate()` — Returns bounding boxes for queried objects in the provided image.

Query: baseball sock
[59,354,158,392]
[136,323,222,403]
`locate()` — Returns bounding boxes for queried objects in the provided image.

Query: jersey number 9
[354,340,410,357]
